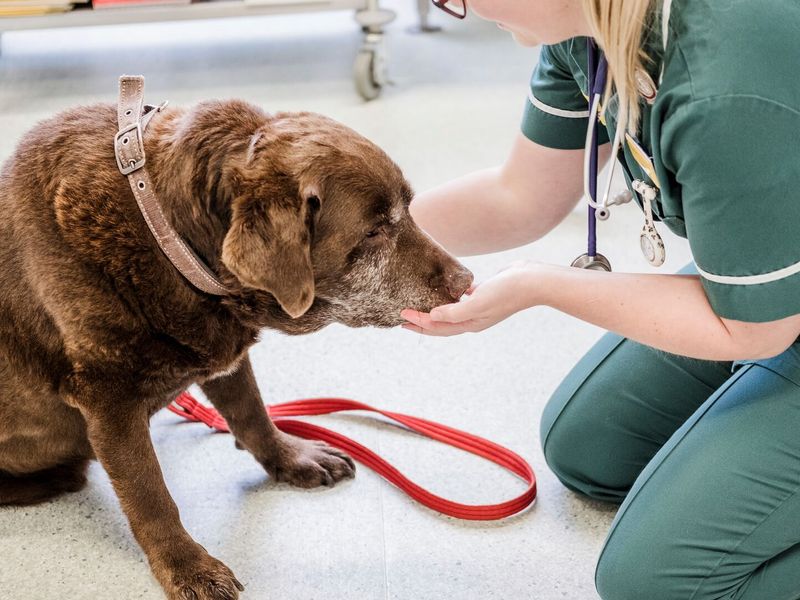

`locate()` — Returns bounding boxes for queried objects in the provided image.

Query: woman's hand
[401,261,540,336]
[402,256,800,360]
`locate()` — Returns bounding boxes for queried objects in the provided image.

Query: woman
[402,1,800,598]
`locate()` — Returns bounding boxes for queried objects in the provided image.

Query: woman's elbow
[724,316,800,360]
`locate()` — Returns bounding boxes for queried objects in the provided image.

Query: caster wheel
[354,49,383,101]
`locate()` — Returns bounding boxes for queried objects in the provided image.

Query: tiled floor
[0,3,694,598]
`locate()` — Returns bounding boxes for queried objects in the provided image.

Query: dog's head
[221,112,473,331]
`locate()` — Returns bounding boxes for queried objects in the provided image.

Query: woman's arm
[402,263,800,361]
[534,266,800,360]
[410,133,611,256]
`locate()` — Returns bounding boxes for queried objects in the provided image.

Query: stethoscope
[571,40,666,272]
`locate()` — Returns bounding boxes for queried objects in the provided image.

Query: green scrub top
[521,0,800,323]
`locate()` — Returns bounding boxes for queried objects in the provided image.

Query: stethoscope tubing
[586,41,600,257]
[578,0,672,271]
[583,40,627,259]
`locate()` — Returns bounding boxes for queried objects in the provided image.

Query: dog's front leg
[64,373,244,600]
[201,356,355,488]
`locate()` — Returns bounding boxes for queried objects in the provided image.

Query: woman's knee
[539,333,624,469]
[540,352,634,503]
[595,506,705,600]
[595,532,663,600]
[595,493,698,600]
[541,389,629,502]
[539,331,723,503]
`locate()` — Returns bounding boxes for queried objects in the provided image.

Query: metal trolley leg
[408,0,442,33]
[353,0,396,101]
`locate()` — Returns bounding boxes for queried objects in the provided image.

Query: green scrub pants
[540,284,800,599]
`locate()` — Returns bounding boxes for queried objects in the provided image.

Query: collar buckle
[114,121,145,176]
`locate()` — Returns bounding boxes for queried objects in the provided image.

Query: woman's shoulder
[669,0,799,108]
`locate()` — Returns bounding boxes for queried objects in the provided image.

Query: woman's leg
[540,331,733,502]
[595,348,800,600]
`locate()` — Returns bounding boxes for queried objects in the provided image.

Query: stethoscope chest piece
[571,253,612,272]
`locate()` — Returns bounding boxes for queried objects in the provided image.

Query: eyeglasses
[432,0,466,19]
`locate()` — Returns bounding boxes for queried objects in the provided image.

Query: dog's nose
[443,266,474,300]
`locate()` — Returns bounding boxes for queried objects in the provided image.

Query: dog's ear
[222,178,315,319]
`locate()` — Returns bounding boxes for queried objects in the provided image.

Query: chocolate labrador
[0,95,472,599]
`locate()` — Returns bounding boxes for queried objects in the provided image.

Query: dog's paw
[156,549,244,600]
[264,433,356,488]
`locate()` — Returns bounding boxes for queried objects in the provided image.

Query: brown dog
[0,97,473,599]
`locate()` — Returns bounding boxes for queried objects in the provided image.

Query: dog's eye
[363,223,394,245]
[365,224,389,240]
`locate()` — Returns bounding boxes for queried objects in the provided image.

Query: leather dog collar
[114,75,231,296]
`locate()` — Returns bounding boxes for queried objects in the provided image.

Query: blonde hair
[584,0,656,131]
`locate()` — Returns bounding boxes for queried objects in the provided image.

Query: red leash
[168,392,536,521]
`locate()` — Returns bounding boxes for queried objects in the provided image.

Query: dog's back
[0,106,120,481]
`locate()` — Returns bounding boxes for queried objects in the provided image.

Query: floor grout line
[377,430,391,600]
